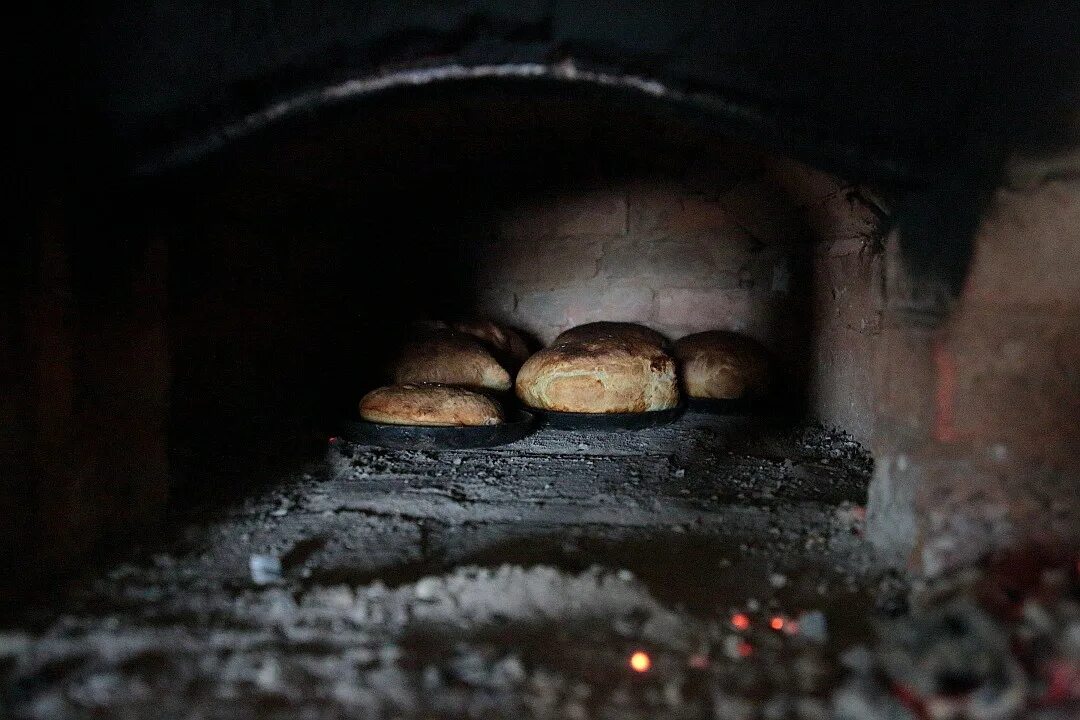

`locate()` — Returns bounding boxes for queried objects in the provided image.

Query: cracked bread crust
[516,328,679,413]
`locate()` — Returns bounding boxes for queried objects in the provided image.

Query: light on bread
[515,322,680,413]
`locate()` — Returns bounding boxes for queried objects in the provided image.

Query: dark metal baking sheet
[343,410,537,450]
[532,405,684,431]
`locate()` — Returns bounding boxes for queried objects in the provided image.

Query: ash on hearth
[834,544,1080,720]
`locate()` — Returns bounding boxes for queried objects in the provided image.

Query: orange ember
[629,651,652,673]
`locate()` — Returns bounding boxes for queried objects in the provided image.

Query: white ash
[248,554,283,585]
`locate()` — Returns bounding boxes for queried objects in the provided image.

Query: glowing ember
[327,436,339,445]
[688,654,710,670]
[737,641,753,658]
[629,650,652,673]
[769,616,785,631]
[731,613,751,631]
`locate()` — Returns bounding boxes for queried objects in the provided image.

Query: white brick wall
[470,176,806,349]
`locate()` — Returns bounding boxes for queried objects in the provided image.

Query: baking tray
[343,410,537,450]
[532,405,684,431]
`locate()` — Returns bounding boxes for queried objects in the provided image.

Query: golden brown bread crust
[450,319,531,369]
[673,331,770,399]
[553,321,668,348]
[390,329,512,391]
[359,384,504,426]
[515,332,680,413]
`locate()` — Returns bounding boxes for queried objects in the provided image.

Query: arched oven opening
[156,80,881,485]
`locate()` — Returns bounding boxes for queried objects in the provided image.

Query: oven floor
[3,413,901,719]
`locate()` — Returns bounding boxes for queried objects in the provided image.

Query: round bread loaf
[360,384,503,426]
[673,331,770,399]
[450,319,531,369]
[390,329,512,391]
[553,321,668,348]
[515,333,680,413]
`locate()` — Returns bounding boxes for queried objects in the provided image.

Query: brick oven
[4,2,1079,718]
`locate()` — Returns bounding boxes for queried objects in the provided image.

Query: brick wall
[765,161,889,443]
[468,171,817,400]
[860,152,1080,572]
[909,167,1080,572]
[468,156,896,431]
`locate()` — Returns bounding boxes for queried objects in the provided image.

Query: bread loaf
[450,319,531,369]
[360,384,503,426]
[673,331,770,399]
[390,329,512,391]
[515,326,679,413]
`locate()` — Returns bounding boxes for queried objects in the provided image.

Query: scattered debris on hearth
[833,543,1080,720]
[796,610,828,643]
[248,553,282,585]
[835,502,867,538]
